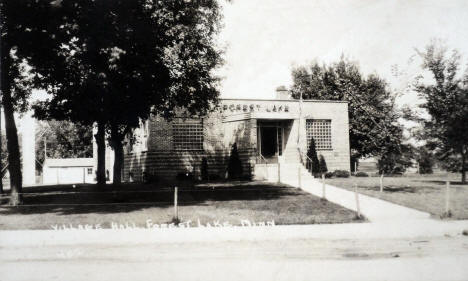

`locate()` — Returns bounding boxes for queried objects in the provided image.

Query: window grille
[306,119,332,150]
[172,118,204,150]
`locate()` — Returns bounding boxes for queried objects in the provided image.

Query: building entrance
[258,121,283,163]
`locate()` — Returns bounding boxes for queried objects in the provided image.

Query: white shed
[43,158,94,185]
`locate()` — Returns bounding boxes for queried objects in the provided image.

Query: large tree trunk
[110,124,124,184]
[95,121,106,186]
[112,140,123,184]
[1,61,23,205]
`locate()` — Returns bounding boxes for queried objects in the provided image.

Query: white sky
[8,0,468,132]
[217,0,468,103]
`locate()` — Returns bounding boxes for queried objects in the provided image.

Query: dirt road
[1,235,467,281]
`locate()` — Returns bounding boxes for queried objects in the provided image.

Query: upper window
[172,118,204,150]
[306,119,332,150]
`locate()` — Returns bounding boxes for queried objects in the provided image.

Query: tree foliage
[0,0,51,203]
[16,0,223,184]
[414,41,468,183]
[35,120,93,169]
[227,143,243,179]
[291,58,405,166]
[306,138,320,174]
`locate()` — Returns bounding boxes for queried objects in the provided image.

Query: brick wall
[122,98,350,182]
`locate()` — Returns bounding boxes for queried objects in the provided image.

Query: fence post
[380,174,384,193]
[174,186,178,221]
[445,180,451,217]
[298,166,302,188]
[277,162,280,183]
[322,173,326,199]
[354,183,361,218]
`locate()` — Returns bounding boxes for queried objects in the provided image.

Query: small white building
[43,158,95,185]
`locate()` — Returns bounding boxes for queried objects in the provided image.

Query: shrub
[143,171,159,183]
[333,170,350,178]
[306,138,320,173]
[319,155,328,174]
[227,143,243,179]
[176,172,193,181]
[324,172,334,178]
[355,171,369,177]
[201,157,209,180]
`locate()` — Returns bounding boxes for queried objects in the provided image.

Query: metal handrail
[297,147,313,174]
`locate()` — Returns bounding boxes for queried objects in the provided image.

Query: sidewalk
[283,177,431,222]
[1,218,467,247]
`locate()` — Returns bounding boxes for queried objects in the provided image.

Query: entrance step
[254,163,313,182]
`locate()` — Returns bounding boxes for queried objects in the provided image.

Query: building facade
[122,94,350,182]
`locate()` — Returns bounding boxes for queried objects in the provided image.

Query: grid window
[306,119,332,150]
[173,118,204,150]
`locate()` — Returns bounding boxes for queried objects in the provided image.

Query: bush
[143,172,159,183]
[324,172,334,178]
[176,172,193,181]
[333,170,350,178]
[306,138,320,173]
[354,171,369,177]
[227,143,243,179]
[319,155,328,174]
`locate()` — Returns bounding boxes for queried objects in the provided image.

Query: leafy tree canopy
[290,58,405,162]
[35,120,93,166]
[413,41,468,182]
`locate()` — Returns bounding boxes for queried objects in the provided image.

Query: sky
[216,0,468,103]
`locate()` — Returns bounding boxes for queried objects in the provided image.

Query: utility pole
[0,105,3,194]
[0,3,3,194]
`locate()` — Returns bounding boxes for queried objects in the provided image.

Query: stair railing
[297,148,313,174]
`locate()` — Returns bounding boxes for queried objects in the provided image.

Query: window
[172,118,204,150]
[87,168,93,175]
[306,119,332,150]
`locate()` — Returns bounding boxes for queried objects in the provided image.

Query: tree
[291,58,405,169]
[227,143,243,179]
[377,143,413,174]
[319,154,328,174]
[28,0,223,185]
[415,145,434,174]
[0,1,45,204]
[35,120,93,170]
[414,41,468,183]
[306,138,320,174]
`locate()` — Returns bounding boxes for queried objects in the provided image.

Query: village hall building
[119,89,351,182]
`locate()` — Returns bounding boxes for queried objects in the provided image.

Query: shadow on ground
[0,181,303,216]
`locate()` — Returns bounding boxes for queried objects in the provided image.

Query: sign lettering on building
[223,103,289,113]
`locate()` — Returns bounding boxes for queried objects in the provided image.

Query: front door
[260,126,277,158]
[258,122,283,163]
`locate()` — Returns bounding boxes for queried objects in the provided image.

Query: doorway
[258,121,283,163]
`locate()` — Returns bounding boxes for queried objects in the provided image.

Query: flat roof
[44,158,94,168]
[220,98,348,103]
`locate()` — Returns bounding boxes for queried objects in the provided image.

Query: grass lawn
[0,181,363,230]
[326,173,468,220]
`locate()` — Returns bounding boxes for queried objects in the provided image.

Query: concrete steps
[255,162,313,183]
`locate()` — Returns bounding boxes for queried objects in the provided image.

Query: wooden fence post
[277,162,280,183]
[380,174,384,193]
[445,180,451,217]
[322,173,326,199]
[174,186,178,221]
[354,183,361,218]
[298,166,302,188]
